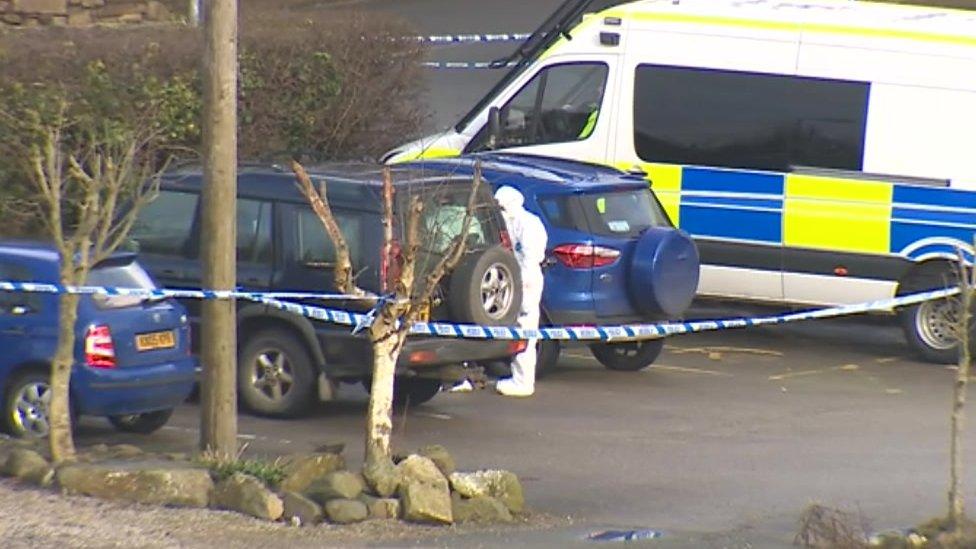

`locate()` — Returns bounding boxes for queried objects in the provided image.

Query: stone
[144,0,168,20]
[66,8,90,25]
[57,462,213,507]
[396,455,448,491]
[213,473,283,521]
[452,493,513,523]
[279,453,344,494]
[449,470,524,513]
[305,470,363,504]
[109,444,143,459]
[2,12,21,23]
[359,494,400,520]
[164,452,188,462]
[324,498,368,524]
[90,443,109,454]
[282,490,323,526]
[417,445,455,477]
[2,448,52,485]
[399,481,453,524]
[11,0,66,14]
[362,457,400,498]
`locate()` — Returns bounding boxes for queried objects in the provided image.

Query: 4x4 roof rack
[454,0,631,132]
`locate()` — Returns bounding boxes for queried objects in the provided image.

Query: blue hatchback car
[407,153,701,373]
[0,243,196,438]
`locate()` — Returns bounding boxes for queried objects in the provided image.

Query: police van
[385,0,976,363]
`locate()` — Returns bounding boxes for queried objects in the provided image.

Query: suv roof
[162,164,480,208]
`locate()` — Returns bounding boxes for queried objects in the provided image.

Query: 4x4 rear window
[540,189,670,238]
[416,185,498,254]
[296,208,363,267]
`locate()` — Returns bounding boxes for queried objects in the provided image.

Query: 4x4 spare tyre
[449,246,522,326]
[628,227,700,317]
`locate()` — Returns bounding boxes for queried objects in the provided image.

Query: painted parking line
[161,425,293,446]
[652,365,733,377]
[668,345,783,357]
[768,364,861,381]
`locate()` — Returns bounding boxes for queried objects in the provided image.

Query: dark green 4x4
[128,165,522,417]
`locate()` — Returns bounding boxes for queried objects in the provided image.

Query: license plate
[135,330,176,351]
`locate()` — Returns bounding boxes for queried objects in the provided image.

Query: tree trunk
[49,292,80,464]
[948,276,972,527]
[199,0,238,458]
[365,318,406,465]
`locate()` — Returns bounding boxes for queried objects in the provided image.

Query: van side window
[0,262,40,314]
[129,190,199,256]
[237,199,273,263]
[633,64,869,172]
[296,208,362,267]
[471,63,609,151]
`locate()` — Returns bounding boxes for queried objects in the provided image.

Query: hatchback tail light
[552,244,621,269]
[85,324,116,368]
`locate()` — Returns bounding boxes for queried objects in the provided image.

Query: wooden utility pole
[200,0,238,458]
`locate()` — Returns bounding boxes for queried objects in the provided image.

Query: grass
[196,445,287,487]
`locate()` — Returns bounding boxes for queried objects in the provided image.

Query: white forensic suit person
[494,186,548,397]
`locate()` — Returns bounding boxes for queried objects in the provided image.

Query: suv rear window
[414,185,499,254]
[88,260,157,309]
[540,189,670,238]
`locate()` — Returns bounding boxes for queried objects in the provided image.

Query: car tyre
[362,378,442,409]
[589,340,664,371]
[535,314,560,377]
[238,329,316,418]
[449,246,522,326]
[898,264,960,364]
[108,409,174,434]
[3,371,53,438]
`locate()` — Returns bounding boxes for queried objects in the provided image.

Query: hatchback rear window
[88,260,157,309]
[579,189,670,237]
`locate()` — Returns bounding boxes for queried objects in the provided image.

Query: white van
[385,0,976,363]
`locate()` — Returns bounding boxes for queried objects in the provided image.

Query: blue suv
[0,243,196,437]
[407,153,701,373]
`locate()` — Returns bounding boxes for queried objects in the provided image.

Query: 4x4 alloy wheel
[238,329,316,417]
[449,246,522,326]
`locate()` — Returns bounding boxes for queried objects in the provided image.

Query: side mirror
[487,106,501,150]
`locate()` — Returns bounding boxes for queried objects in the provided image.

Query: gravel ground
[0,479,562,549]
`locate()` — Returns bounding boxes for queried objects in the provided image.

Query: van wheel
[449,246,522,326]
[589,340,664,371]
[108,409,173,434]
[238,330,316,417]
[362,378,442,409]
[3,371,51,438]
[899,265,959,364]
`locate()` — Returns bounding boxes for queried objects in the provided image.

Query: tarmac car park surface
[71,303,973,547]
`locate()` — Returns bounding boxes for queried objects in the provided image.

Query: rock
[282,491,323,526]
[11,0,66,14]
[359,494,400,520]
[418,445,455,476]
[164,453,188,462]
[396,455,448,490]
[90,443,109,455]
[2,448,52,485]
[213,473,284,521]
[449,470,524,513]
[279,453,344,494]
[362,457,400,498]
[57,462,213,507]
[305,470,363,504]
[452,493,513,523]
[399,482,453,524]
[109,444,143,459]
[324,498,368,524]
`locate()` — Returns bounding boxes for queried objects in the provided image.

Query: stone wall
[0,0,172,27]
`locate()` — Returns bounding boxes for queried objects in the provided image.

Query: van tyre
[238,329,316,418]
[589,340,664,371]
[449,246,522,326]
[898,265,960,364]
[108,409,173,434]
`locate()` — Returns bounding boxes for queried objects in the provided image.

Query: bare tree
[0,95,166,463]
[947,249,975,529]
[292,160,481,466]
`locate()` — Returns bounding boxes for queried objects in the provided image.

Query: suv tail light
[85,324,116,368]
[500,229,513,251]
[552,244,621,269]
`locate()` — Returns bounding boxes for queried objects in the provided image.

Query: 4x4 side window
[237,199,273,263]
[633,64,869,172]
[296,208,363,268]
[470,62,609,151]
[129,190,199,256]
[0,262,40,314]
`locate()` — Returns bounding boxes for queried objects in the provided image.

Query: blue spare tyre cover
[628,227,700,317]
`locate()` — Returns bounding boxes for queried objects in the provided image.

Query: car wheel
[449,246,522,326]
[589,340,664,371]
[899,265,959,364]
[238,329,316,418]
[3,371,52,438]
[108,409,174,434]
[362,378,442,409]
[535,314,560,377]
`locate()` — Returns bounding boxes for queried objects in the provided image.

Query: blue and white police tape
[412,33,530,44]
[0,281,370,303]
[420,61,519,69]
[0,281,959,342]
